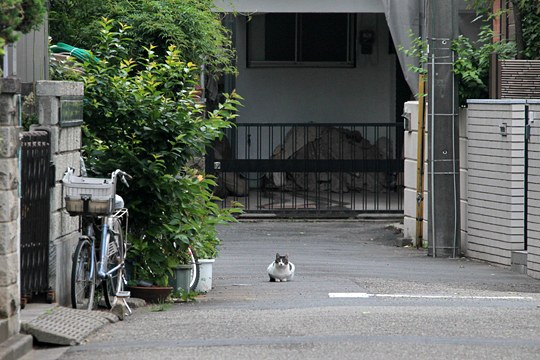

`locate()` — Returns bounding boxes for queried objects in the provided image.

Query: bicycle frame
[98,214,125,280]
[97,219,110,280]
[81,217,110,284]
[82,221,97,283]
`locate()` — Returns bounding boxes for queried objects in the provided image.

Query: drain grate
[22,306,119,346]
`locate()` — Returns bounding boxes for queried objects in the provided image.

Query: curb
[0,334,33,360]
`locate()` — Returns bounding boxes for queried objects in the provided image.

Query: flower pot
[195,258,215,293]
[169,264,192,293]
[126,285,173,304]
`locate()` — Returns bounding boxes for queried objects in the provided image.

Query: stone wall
[33,81,83,306]
[0,79,84,357]
[0,78,22,343]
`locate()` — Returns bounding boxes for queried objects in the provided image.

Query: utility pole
[426,0,460,257]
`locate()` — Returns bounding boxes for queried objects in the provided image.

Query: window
[247,13,356,67]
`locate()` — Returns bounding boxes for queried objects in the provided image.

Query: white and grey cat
[267,253,295,282]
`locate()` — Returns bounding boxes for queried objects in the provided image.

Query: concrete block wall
[33,81,84,306]
[402,102,468,251]
[466,100,526,267]
[525,101,540,279]
[0,78,22,342]
[402,101,428,245]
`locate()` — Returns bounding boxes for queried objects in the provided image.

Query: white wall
[525,101,540,279]
[466,101,526,267]
[234,13,396,126]
[404,99,540,279]
[459,107,469,256]
[402,101,428,245]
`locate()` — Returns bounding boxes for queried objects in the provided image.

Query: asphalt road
[28,220,540,360]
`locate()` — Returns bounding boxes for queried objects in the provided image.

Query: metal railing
[208,122,404,216]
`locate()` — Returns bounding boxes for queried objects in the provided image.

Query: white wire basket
[62,173,116,216]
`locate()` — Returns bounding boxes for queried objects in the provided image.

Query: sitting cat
[267,253,295,282]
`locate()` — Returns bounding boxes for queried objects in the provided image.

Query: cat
[267,253,295,282]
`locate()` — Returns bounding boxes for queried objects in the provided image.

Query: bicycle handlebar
[111,169,132,188]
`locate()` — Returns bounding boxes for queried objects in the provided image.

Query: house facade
[210,0,475,215]
[219,0,418,122]
[212,1,412,214]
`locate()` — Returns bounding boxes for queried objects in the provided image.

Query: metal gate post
[20,131,52,302]
[525,104,530,250]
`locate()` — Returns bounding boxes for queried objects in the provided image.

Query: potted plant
[127,169,241,297]
[191,229,219,293]
[168,246,195,294]
[170,169,242,293]
[126,235,176,303]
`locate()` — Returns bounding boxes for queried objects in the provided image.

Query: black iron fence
[20,131,53,302]
[208,122,404,216]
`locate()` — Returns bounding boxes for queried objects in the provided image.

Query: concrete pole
[426,0,460,257]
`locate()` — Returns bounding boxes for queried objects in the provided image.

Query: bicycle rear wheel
[71,238,96,310]
[103,218,124,309]
[188,246,200,291]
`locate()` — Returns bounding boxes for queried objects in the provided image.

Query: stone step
[21,306,119,346]
[0,320,8,344]
[0,334,33,360]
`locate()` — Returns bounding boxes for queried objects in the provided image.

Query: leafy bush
[520,1,540,59]
[48,0,107,49]
[58,19,242,285]
[49,0,236,76]
[0,0,46,55]
[452,25,516,102]
[400,25,516,104]
[398,29,428,76]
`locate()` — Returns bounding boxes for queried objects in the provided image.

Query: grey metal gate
[20,130,53,303]
[208,122,404,216]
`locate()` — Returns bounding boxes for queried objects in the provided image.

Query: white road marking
[328,293,534,300]
[329,293,371,298]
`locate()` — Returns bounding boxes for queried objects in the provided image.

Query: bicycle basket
[62,173,116,216]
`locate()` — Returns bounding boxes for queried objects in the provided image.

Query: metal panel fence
[208,122,404,216]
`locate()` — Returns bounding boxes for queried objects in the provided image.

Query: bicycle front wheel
[71,238,96,310]
[103,219,124,309]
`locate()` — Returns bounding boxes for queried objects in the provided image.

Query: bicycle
[62,167,132,310]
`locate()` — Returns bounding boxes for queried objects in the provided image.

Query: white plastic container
[195,259,215,293]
